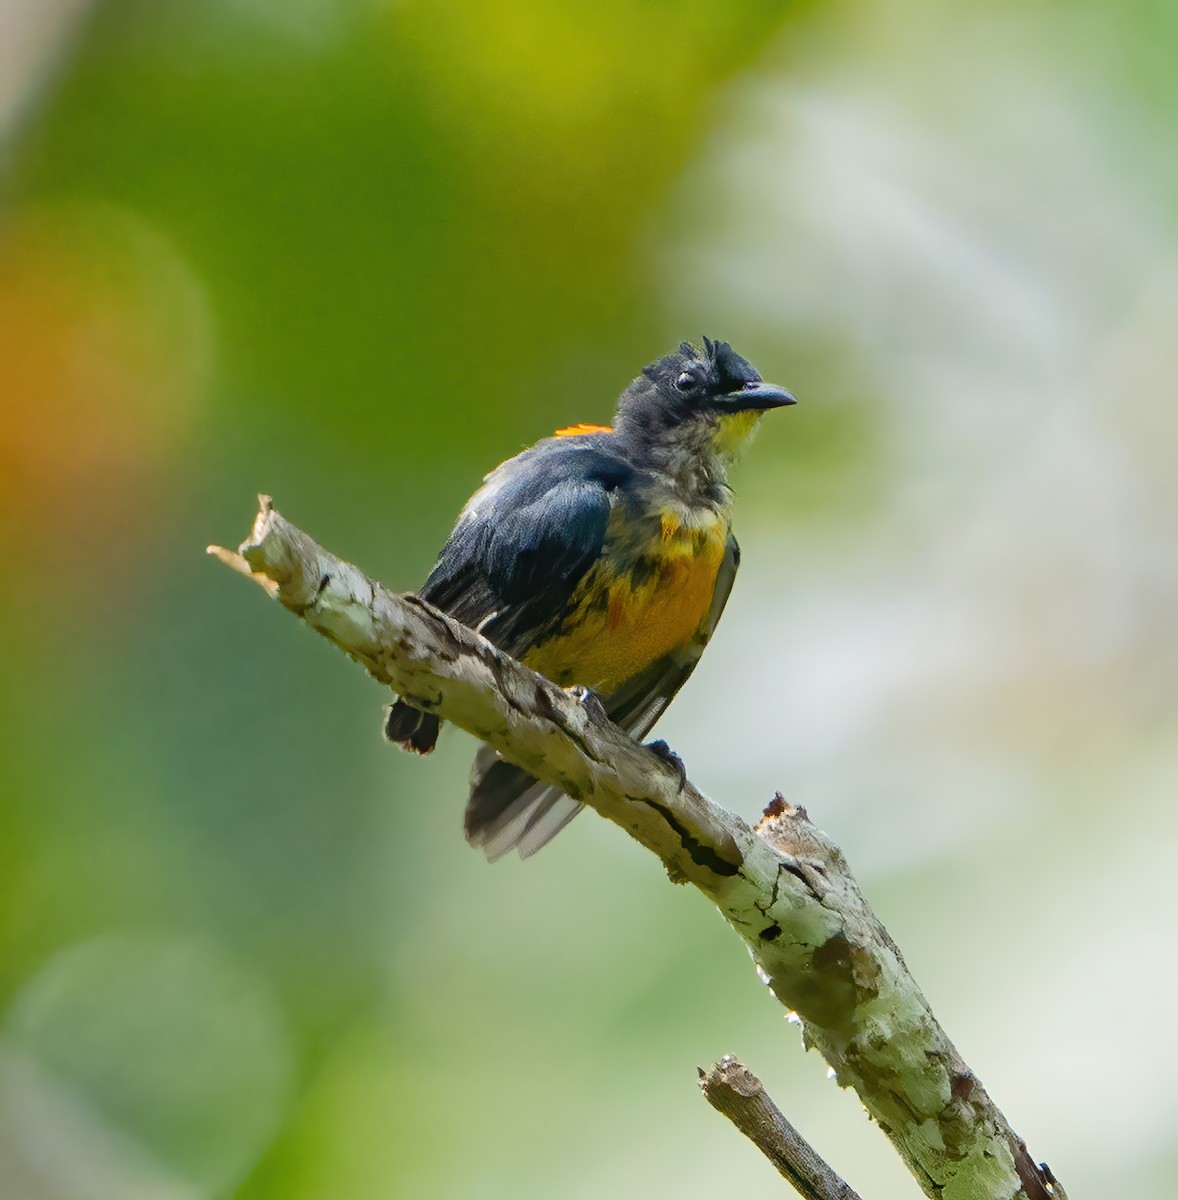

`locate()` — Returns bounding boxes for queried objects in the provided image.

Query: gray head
[613,338,795,464]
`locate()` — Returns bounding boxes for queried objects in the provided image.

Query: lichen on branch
[210,496,1064,1200]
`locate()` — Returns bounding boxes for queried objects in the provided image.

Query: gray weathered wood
[700,1056,862,1200]
[209,496,1065,1200]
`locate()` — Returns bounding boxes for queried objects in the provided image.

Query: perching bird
[385,338,795,859]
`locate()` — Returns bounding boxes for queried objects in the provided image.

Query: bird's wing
[420,444,619,654]
[604,532,740,737]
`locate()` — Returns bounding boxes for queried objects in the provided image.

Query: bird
[385,337,795,860]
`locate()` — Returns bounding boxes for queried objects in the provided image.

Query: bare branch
[211,496,1065,1200]
[699,1056,861,1200]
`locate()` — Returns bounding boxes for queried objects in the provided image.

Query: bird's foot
[645,738,687,792]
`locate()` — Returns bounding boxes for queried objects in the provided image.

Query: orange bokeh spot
[0,205,209,569]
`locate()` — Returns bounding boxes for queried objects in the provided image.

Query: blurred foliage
[1,0,1176,1197]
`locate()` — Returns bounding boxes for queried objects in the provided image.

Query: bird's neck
[635,429,732,510]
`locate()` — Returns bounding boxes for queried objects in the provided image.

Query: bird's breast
[523,503,729,693]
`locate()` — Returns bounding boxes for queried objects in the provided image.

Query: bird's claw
[646,738,687,792]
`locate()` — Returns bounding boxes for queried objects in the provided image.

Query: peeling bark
[210,497,1066,1200]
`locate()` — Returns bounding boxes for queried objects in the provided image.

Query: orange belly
[523,525,726,693]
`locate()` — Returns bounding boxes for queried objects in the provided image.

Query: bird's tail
[384,701,442,754]
[465,744,584,860]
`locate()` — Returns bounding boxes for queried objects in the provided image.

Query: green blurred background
[2,1,1176,1196]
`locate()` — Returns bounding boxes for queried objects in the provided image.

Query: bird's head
[614,338,795,468]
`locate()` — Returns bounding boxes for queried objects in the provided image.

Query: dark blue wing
[421,440,624,655]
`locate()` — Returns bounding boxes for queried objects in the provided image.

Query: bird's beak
[720,381,797,412]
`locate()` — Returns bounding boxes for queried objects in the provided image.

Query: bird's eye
[675,370,699,392]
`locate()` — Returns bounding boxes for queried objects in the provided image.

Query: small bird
[385,338,795,859]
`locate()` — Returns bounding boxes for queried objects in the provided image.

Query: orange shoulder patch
[553,423,611,438]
